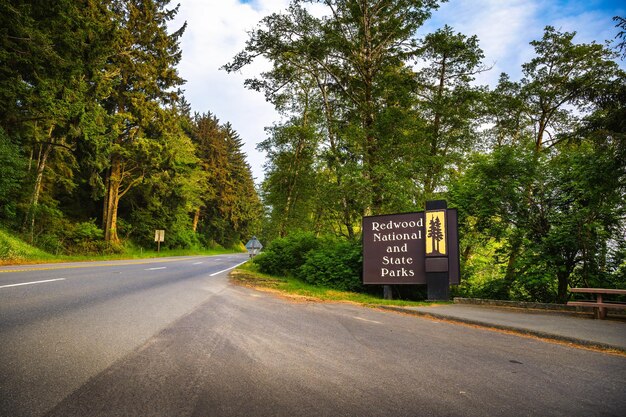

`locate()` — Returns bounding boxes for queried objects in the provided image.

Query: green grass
[0,228,56,264]
[0,228,243,265]
[231,261,448,307]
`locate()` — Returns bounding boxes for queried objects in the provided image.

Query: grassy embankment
[231,261,446,307]
[0,228,241,266]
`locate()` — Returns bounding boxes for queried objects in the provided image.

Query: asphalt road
[1,255,625,417]
[0,254,249,417]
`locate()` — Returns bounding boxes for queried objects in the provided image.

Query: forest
[0,0,262,254]
[1,0,625,303]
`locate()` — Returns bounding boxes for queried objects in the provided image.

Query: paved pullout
[45,285,626,417]
[2,257,625,417]
[382,304,626,352]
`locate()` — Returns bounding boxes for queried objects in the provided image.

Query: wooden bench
[567,288,626,319]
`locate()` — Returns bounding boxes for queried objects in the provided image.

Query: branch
[118,175,143,199]
[37,141,74,151]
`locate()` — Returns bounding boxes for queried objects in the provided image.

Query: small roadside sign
[154,229,165,252]
[245,236,263,257]
[154,230,165,242]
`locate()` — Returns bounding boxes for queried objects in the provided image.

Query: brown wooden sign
[362,212,426,284]
[362,207,459,286]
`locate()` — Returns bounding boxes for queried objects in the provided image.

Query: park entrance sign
[362,212,425,284]
[362,200,460,299]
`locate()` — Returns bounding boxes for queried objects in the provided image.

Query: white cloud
[171,0,290,183]
[431,1,624,82]
[421,0,540,85]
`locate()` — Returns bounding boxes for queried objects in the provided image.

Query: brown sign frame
[362,209,459,285]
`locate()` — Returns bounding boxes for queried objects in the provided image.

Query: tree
[225,0,442,220]
[100,0,186,243]
[0,0,114,241]
[189,113,262,247]
[413,25,489,199]
[260,119,321,237]
[483,73,530,148]
[521,26,620,152]
[453,27,625,303]
[0,127,27,222]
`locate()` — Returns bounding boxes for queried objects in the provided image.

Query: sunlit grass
[0,228,243,265]
[232,261,448,307]
[0,228,55,264]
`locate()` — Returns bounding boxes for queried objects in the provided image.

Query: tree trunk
[557,271,569,304]
[361,4,383,215]
[23,142,52,242]
[104,156,121,243]
[536,117,547,153]
[102,167,110,230]
[192,208,200,233]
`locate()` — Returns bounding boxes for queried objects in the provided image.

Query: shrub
[254,233,364,293]
[296,239,363,291]
[70,220,104,243]
[254,232,320,276]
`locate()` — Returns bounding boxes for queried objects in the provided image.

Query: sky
[169,0,626,183]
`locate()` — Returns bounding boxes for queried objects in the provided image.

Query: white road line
[144,267,167,271]
[209,261,249,277]
[353,317,382,324]
[0,278,66,289]
[192,262,204,265]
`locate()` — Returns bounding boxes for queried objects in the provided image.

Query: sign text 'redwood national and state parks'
[362,208,460,286]
[362,212,426,284]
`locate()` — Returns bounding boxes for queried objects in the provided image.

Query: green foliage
[190,113,262,248]
[28,209,114,255]
[451,135,625,303]
[253,233,363,292]
[0,128,27,222]
[70,220,105,242]
[453,238,509,300]
[0,1,261,256]
[0,228,52,264]
[225,0,449,233]
[63,220,116,255]
[297,239,363,292]
[615,16,626,59]
[259,121,321,237]
[445,26,626,303]
[1,0,624,306]
[254,232,320,276]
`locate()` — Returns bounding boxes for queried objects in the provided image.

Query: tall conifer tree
[101,0,186,243]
